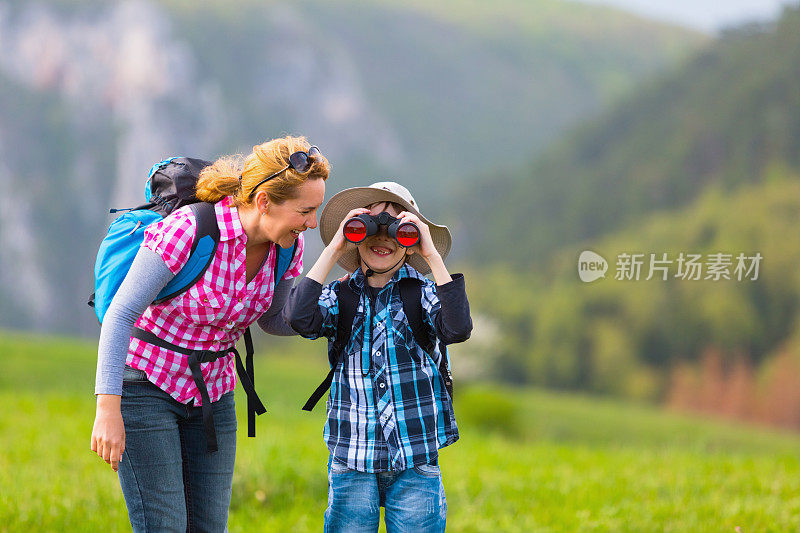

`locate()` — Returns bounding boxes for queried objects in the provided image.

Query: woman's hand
[91,394,125,472]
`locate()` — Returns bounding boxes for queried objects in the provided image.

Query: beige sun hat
[319,181,452,275]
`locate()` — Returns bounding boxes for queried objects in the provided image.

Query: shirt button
[376,351,381,357]
[379,383,385,389]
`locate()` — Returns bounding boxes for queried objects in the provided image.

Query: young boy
[286,181,472,532]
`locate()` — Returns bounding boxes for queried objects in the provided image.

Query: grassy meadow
[1,331,799,532]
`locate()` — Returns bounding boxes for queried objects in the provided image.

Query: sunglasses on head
[247,146,321,200]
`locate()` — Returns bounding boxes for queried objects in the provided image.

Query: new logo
[578,251,608,282]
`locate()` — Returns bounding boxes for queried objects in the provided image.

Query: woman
[90,136,329,532]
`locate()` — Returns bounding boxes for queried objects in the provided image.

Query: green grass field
[1,331,799,532]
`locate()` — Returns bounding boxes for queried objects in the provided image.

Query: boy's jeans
[117,366,236,533]
[324,458,447,532]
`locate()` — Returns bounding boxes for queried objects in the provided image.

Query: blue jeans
[324,458,447,533]
[117,366,236,533]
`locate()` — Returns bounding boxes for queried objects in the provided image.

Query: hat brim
[319,186,451,275]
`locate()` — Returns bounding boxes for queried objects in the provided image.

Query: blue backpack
[89,157,297,451]
[89,157,296,321]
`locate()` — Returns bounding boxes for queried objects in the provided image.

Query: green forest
[456,5,800,428]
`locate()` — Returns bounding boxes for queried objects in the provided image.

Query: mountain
[457,6,800,412]
[463,6,800,266]
[157,0,704,203]
[0,0,701,333]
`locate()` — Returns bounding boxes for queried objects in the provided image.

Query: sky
[574,0,796,32]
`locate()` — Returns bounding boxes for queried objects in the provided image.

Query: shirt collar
[347,262,425,291]
[214,196,245,242]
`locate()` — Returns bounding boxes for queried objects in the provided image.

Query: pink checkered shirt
[126,196,303,406]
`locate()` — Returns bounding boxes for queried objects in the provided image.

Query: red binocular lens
[343,218,368,243]
[342,213,420,248]
[394,223,419,247]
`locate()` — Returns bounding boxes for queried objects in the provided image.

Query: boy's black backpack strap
[398,278,434,353]
[333,282,359,365]
[302,281,359,412]
[398,277,453,399]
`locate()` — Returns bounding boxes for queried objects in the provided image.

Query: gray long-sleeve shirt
[95,247,296,396]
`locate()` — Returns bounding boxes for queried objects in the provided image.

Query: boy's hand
[397,211,439,260]
[397,211,452,285]
[329,207,371,255]
[306,207,369,284]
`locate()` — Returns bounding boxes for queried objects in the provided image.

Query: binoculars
[343,212,420,247]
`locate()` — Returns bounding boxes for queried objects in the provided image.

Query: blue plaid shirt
[303,265,459,472]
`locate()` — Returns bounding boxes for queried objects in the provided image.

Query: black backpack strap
[131,327,226,452]
[302,281,359,411]
[233,241,298,425]
[152,202,220,305]
[131,326,266,452]
[437,344,453,399]
[235,327,267,437]
[191,201,220,241]
[333,282,359,365]
[398,278,434,353]
[398,278,453,399]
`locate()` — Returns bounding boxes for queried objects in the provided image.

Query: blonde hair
[195,135,330,205]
